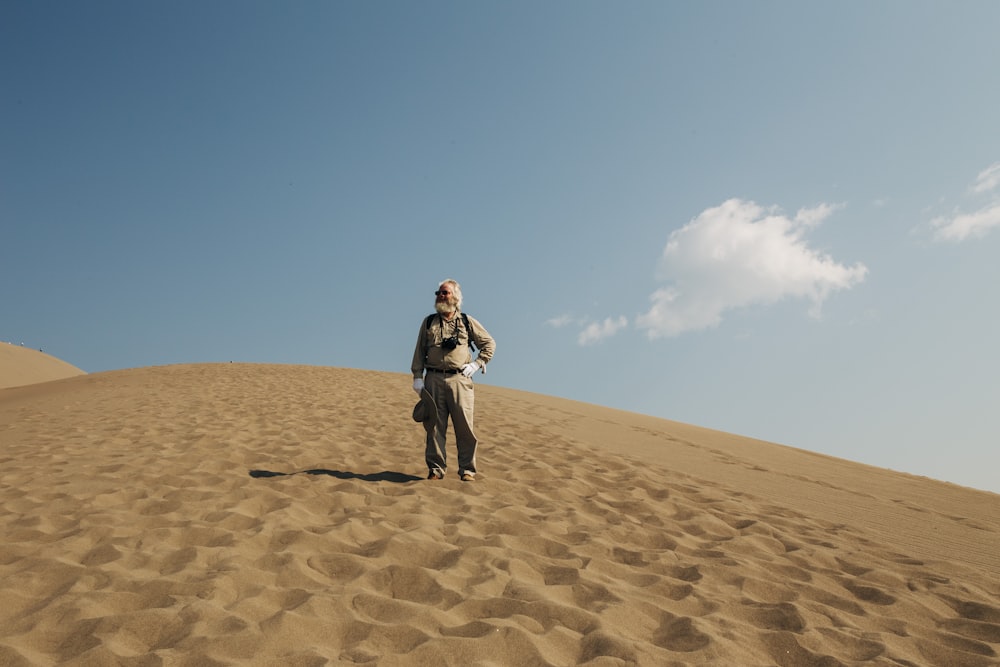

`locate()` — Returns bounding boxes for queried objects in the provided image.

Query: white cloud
[931,203,1000,242]
[545,315,574,328]
[578,316,627,345]
[931,162,1000,242]
[636,199,868,338]
[970,162,1000,194]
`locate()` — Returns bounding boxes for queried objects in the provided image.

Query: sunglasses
[435,290,451,296]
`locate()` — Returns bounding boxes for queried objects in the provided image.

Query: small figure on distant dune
[411,279,496,482]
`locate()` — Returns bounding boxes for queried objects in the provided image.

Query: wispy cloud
[635,199,868,338]
[970,162,1000,194]
[578,316,627,345]
[545,315,574,328]
[932,162,1000,242]
[931,204,1000,242]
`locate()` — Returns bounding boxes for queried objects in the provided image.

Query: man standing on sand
[412,279,496,481]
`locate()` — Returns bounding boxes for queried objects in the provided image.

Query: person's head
[434,279,462,315]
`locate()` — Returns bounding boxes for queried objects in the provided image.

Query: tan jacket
[412,311,495,378]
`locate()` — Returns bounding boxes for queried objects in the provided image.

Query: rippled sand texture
[1,364,997,665]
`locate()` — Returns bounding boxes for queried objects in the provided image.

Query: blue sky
[3,2,998,493]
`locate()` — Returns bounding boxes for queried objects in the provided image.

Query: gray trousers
[423,371,477,477]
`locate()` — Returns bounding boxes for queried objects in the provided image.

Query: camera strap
[425,313,478,353]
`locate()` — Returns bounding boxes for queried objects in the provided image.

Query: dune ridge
[0,343,85,389]
[0,363,997,665]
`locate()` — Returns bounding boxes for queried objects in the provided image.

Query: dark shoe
[427,470,444,480]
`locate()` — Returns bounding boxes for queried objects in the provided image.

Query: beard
[435,299,457,315]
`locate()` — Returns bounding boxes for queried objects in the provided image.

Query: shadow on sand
[249,469,422,483]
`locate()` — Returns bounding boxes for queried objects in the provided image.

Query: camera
[442,335,460,350]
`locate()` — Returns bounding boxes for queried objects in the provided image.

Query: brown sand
[0,343,85,389]
[0,362,997,666]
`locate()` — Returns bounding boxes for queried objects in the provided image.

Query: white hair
[439,279,463,310]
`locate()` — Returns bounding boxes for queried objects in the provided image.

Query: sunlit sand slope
[0,343,84,389]
[0,364,996,665]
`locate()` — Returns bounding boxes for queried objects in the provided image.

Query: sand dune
[0,362,997,665]
[0,343,85,389]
